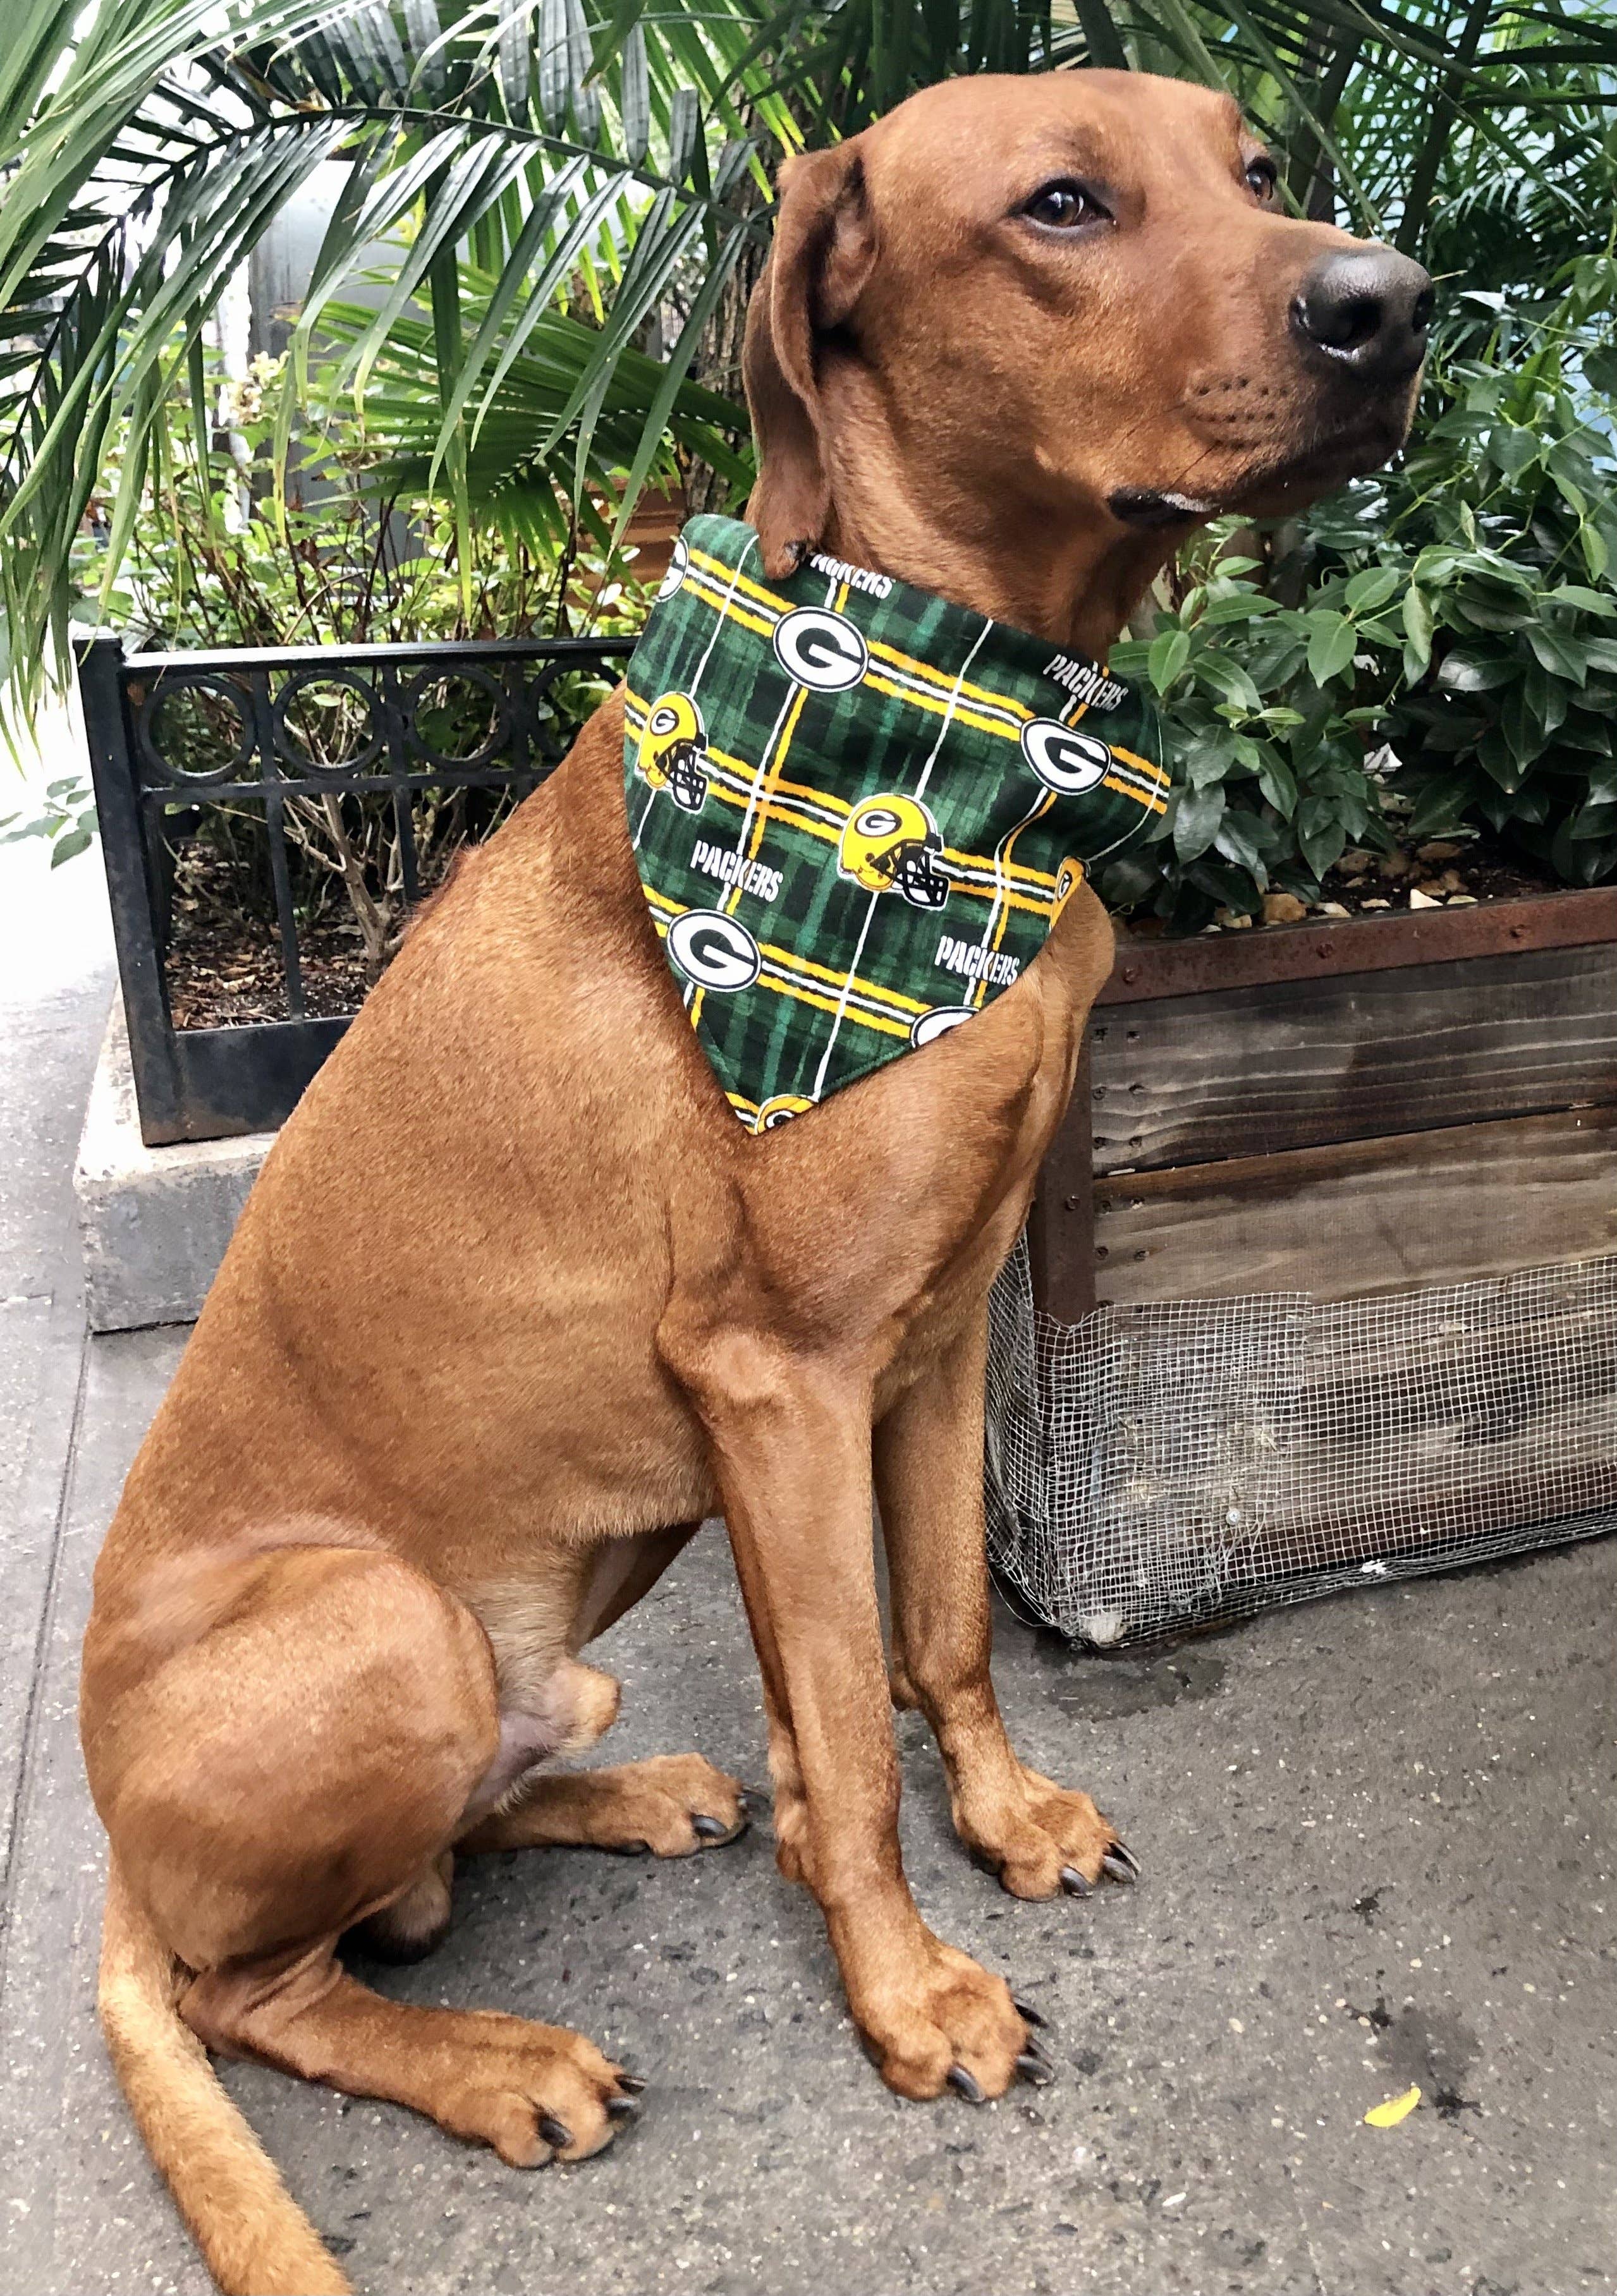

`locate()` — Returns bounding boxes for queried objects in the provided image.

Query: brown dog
[80,70,1429,2296]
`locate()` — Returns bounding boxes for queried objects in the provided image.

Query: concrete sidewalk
[2,791,1614,2295]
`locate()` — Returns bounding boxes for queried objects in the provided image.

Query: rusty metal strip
[1100,885,1617,1005]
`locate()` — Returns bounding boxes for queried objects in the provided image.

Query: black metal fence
[78,629,632,1146]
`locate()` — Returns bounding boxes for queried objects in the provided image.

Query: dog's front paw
[845,1929,1051,2102]
[960,1763,1140,1900]
[434,2014,644,2166]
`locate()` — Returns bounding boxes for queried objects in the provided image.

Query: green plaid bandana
[625,514,1168,1132]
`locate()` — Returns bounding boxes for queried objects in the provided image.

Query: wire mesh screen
[985,1234,1617,1647]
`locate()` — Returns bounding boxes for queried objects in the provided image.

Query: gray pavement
[2,774,1614,2296]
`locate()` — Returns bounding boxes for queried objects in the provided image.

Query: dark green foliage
[1104,252,1617,925]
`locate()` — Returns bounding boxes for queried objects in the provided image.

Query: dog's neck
[808,401,1182,663]
[816,493,1174,664]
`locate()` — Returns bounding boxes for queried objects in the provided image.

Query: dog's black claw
[539,2114,573,2150]
[606,2094,640,2118]
[1013,1998,1047,2030]
[616,2071,647,2096]
[692,1813,730,1840]
[1059,1865,1092,1897]
[946,2064,986,2105]
[1015,2048,1054,2087]
[1101,1843,1140,1885]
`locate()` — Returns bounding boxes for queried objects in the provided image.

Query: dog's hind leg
[874,1308,1135,1898]
[460,1526,749,1859]
[87,1545,642,2189]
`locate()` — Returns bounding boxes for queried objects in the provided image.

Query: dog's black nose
[1293,245,1433,377]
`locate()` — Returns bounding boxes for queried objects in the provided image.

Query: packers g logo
[666,909,760,993]
[773,606,868,693]
[1053,855,1086,921]
[656,535,688,601]
[636,691,709,814]
[839,794,951,911]
[1020,720,1113,794]
[910,1005,973,1048]
[754,1092,812,1133]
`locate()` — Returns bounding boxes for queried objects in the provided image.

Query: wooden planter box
[994,885,1617,1644]
[1030,885,1617,1320]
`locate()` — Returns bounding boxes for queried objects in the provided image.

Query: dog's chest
[719,937,1084,1366]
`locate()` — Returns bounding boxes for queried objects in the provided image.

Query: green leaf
[1195,655,1262,714]
[1256,752,1298,817]
[1527,626,1590,685]
[1547,585,1617,616]
[1488,423,1538,479]
[1306,614,1358,686]
[1172,784,1225,863]
[1403,585,1434,672]
[1406,774,1475,840]
[1214,810,1270,882]
[1343,566,1401,614]
[1148,626,1191,695]
[1297,802,1348,880]
[1437,650,1515,694]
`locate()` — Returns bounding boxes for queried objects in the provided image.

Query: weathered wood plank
[1099,884,1617,1002]
[1027,1040,1095,1318]
[1094,1103,1617,1306]
[1090,943,1617,1174]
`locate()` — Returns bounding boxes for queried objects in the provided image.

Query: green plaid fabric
[625,514,1167,1131]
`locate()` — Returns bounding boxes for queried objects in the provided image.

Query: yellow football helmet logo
[754,1092,813,1133]
[636,691,709,814]
[1053,855,1085,921]
[838,793,950,910]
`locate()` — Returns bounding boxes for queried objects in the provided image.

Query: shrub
[1104,265,1617,930]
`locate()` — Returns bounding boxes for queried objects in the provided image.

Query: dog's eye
[1245,156,1278,202]
[1021,179,1107,230]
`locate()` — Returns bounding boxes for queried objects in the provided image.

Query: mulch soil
[1123,830,1563,940]
[164,839,379,1030]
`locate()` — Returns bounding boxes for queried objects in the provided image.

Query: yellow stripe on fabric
[700,778,842,849]
[723,681,812,919]
[755,969,913,1038]
[656,782,1054,915]
[943,845,1056,890]
[704,751,849,827]
[862,671,1025,744]
[644,908,925,1031]
[1110,742,1169,790]
[1102,772,1168,816]
[680,572,779,643]
[761,965,915,1031]
[693,667,815,1026]
[973,792,1057,1009]
[865,638,1034,726]
[686,545,793,622]
[757,937,928,1014]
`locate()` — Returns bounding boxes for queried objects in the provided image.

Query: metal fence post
[76,631,186,1142]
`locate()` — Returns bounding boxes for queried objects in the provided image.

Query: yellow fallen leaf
[1364,2085,1422,2127]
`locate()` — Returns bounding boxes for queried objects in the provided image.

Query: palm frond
[6,0,1617,727]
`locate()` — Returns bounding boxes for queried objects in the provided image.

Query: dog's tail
[99,1861,352,2296]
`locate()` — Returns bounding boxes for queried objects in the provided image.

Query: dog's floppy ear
[743,140,877,578]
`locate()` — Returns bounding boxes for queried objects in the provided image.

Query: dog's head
[743,72,1431,628]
